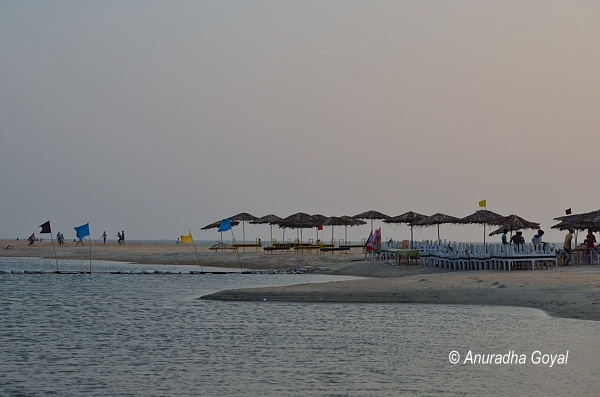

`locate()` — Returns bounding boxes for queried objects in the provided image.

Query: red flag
[317,225,323,231]
[39,221,51,234]
[565,208,572,215]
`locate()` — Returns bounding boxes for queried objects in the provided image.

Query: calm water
[1,258,599,396]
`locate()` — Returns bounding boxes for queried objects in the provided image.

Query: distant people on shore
[117,231,125,244]
[57,232,65,246]
[102,231,107,244]
[27,233,36,247]
[563,229,574,266]
[76,236,85,246]
[585,229,596,265]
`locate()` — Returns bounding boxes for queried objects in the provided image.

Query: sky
[2,1,600,244]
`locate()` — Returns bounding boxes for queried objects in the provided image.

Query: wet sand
[2,239,599,321]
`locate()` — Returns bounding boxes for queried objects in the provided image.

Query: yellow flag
[180,232,193,244]
[479,199,486,208]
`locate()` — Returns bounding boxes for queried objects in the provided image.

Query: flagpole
[89,225,92,274]
[50,232,59,272]
[230,227,242,272]
[190,229,204,273]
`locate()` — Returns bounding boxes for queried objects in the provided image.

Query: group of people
[562,228,596,266]
[500,227,598,265]
[500,228,548,252]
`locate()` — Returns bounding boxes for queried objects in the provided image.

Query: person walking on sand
[117,231,122,244]
[585,229,596,265]
[121,231,125,244]
[76,236,84,246]
[563,229,574,266]
[101,231,107,244]
[27,233,36,247]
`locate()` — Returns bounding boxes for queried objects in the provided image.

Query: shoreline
[2,239,600,322]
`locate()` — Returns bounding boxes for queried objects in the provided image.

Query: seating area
[414,241,558,271]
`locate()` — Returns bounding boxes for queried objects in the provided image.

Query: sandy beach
[2,239,600,322]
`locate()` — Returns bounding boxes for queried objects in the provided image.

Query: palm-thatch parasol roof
[278,212,316,228]
[412,213,465,226]
[249,214,283,245]
[229,212,259,222]
[249,214,282,225]
[340,215,367,226]
[201,219,240,230]
[412,213,465,242]
[384,211,427,225]
[384,211,427,249]
[487,214,540,236]
[353,210,391,231]
[552,209,600,231]
[311,214,328,226]
[278,212,317,244]
[461,210,504,224]
[353,210,391,220]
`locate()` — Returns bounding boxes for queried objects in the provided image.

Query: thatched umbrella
[278,212,316,244]
[250,214,282,246]
[311,214,328,242]
[353,210,391,231]
[384,211,427,249]
[229,212,259,244]
[487,214,540,236]
[201,219,241,247]
[201,219,240,230]
[412,213,465,242]
[339,216,367,244]
[461,210,504,245]
[552,209,600,245]
[320,216,353,245]
[553,209,600,231]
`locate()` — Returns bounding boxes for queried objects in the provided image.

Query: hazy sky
[2,1,600,243]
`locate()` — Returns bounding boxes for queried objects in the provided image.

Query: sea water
[1,258,599,396]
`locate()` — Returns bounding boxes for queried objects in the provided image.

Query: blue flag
[218,219,232,232]
[74,223,90,240]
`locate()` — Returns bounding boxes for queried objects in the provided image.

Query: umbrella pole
[410,225,413,249]
[437,224,440,243]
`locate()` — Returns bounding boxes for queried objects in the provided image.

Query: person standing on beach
[101,231,107,244]
[563,229,574,266]
[121,231,125,244]
[117,231,122,244]
[585,229,596,265]
[501,229,509,245]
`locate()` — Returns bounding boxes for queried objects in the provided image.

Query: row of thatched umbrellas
[201,210,550,247]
